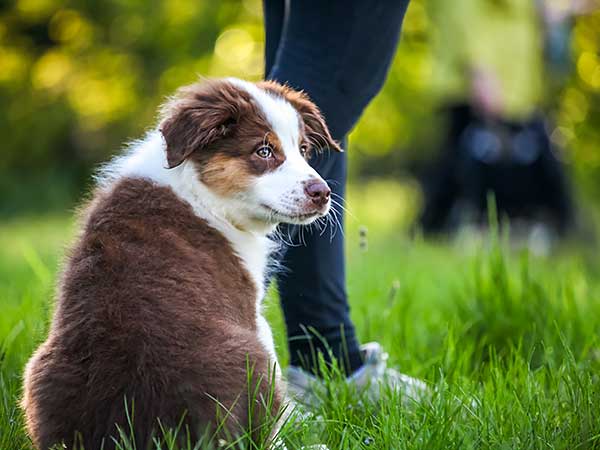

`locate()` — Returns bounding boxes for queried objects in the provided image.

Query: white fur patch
[226,78,301,151]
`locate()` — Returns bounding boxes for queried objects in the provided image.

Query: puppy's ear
[292,93,342,153]
[257,81,342,153]
[159,81,243,169]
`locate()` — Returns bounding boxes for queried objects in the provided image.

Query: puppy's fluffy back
[22,178,280,449]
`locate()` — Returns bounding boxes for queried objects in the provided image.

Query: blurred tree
[555,4,600,200]
[0,0,598,215]
[0,0,265,213]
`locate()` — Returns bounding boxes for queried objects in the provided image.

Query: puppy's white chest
[227,232,280,369]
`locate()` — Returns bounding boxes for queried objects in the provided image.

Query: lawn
[1,180,599,449]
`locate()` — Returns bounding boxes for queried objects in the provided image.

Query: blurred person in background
[419,0,595,244]
[262,0,428,404]
[418,66,574,242]
[538,0,596,103]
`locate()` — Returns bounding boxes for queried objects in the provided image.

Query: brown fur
[21,78,336,449]
[22,180,281,449]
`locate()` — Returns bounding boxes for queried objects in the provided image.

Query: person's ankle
[289,351,364,379]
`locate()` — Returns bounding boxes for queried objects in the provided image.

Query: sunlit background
[0,0,599,231]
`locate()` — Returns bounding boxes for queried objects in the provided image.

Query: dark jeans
[264,0,409,374]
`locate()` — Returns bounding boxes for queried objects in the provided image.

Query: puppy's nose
[304,179,331,206]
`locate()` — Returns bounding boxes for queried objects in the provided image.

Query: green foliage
[1,188,600,449]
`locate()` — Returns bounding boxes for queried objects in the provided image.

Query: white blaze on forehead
[226,78,300,152]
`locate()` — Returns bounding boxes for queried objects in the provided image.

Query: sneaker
[286,342,428,407]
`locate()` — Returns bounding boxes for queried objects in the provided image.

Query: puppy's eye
[256,146,273,159]
[299,145,308,157]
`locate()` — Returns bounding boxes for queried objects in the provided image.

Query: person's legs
[264,0,410,374]
[276,146,356,373]
[263,0,284,80]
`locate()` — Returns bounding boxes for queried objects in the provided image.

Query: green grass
[1,181,600,449]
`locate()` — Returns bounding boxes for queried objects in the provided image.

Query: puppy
[22,78,340,449]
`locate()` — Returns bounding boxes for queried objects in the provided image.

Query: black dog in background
[420,103,573,235]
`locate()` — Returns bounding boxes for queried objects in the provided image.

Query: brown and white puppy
[21,78,341,450]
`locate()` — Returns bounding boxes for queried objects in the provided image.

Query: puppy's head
[159,78,341,229]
